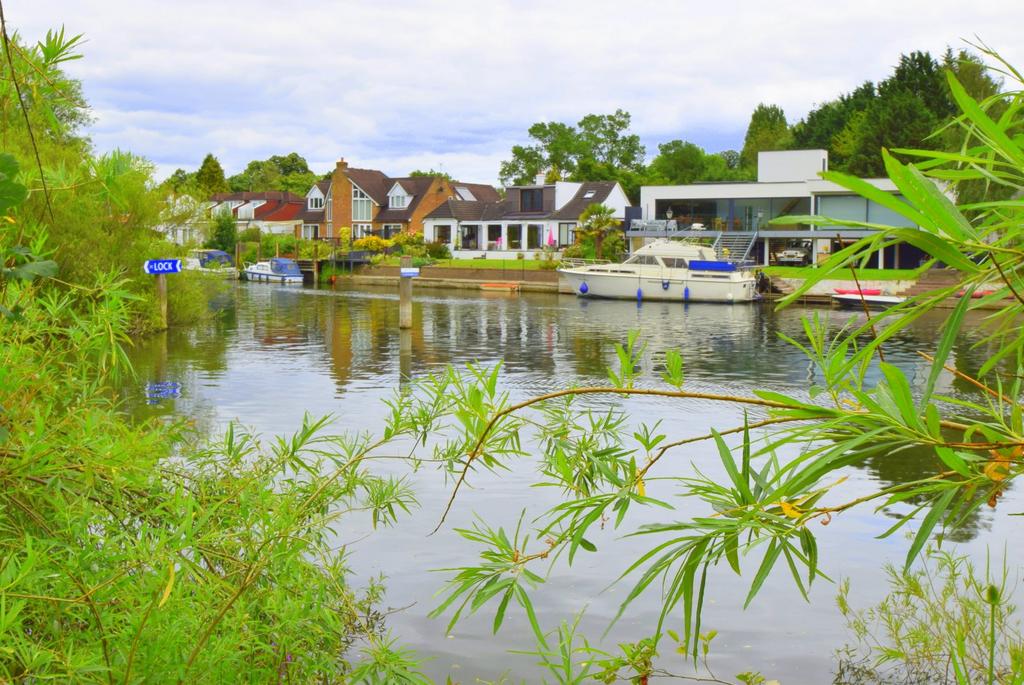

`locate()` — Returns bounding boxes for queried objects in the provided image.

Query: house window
[461,225,480,250]
[558,222,576,246]
[583,190,596,199]
[309,196,324,210]
[302,224,318,239]
[390,195,407,209]
[435,225,452,244]
[353,223,372,238]
[487,225,502,249]
[383,224,402,238]
[527,224,543,249]
[352,187,373,221]
[507,224,522,250]
[520,189,543,212]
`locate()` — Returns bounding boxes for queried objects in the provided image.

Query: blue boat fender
[683,286,690,302]
[636,287,643,303]
[661,279,670,290]
[579,281,589,295]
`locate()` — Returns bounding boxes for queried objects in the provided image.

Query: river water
[124,282,1020,683]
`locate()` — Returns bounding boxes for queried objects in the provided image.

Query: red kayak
[834,288,882,296]
[955,289,994,299]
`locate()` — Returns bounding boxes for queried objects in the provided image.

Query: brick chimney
[336,158,348,172]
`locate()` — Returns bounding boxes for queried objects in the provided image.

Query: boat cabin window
[661,257,688,269]
[269,258,301,276]
[624,254,659,266]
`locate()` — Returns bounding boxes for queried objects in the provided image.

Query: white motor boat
[243,258,304,284]
[183,249,238,278]
[558,239,759,303]
[831,293,906,309]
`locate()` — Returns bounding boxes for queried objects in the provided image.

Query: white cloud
[7,0,1024,185]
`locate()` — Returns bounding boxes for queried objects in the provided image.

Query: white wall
[554,181,583,211]
[757,150,828,183]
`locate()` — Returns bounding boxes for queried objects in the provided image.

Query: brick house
[299,180,332,239]
[327,158,499,239]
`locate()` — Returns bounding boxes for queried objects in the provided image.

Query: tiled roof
[425,199,514,222]
[454,183,501,203]
[315,179,331,195]
[299,208,325,223]
[256,200,305,221]
[549,182,618,220]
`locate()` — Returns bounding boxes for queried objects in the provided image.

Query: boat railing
[559,257,612,268]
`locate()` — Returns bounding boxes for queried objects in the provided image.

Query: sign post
[143,259,182,330]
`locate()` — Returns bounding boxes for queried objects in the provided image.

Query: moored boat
[184,249,238,278]
[831,293,906,309]
[558,238,758,303]
[243,258,304,284]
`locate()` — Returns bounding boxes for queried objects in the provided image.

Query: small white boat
[243,258,304,284]
[183,249,238,278]
[831,293,906,309]
[558,238,758,303]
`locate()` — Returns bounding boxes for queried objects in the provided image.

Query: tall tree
[409,168,454,181]
[791,81,876,161]
[195,153,229,196]
[845,89,938,177]
[647,140,706,185]
[740,104,792,170]
[499,110,645,190]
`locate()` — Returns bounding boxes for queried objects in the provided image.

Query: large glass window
[352,187,373,221]
[507,224,522,250]
[461,225,480,250]
[558,222,576,246]
[434,225,452,244]
[527,224,543,249]
[817,195,868,224]
[302,224,318,239]
[487,225,502,249]
[383,224,402,239]
[353,223,372,238]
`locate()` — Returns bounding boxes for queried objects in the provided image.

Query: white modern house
[635,150,926,269]
[423,176,630,258]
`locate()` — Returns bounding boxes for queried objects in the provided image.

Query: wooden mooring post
[399,255,413,330]
[155,273,168,330]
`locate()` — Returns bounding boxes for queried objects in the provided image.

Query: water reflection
[121,282,1015,682]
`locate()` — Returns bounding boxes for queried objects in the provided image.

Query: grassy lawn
[762,264,928,281]
[376,256,554,270]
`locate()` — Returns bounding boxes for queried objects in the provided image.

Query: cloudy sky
[7,0,1024,184]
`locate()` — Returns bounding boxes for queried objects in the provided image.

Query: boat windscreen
[270,258,302,275]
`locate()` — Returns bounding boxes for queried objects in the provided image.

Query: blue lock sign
[143,259,182,275]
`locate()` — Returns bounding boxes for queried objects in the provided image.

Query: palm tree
[576,203,619,260]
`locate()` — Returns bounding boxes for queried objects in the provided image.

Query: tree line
[499,48,1005,201]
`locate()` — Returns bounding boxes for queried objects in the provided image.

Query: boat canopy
[198,250,232,267]
[269,258,302,276]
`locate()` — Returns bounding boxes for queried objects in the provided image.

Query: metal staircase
[713,231,758,263]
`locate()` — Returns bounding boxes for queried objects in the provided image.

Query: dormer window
[390,194,407,209]
[521,189,543,212]
[309,196,324,209]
